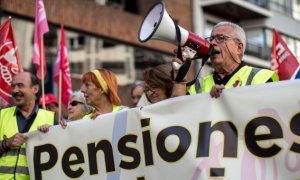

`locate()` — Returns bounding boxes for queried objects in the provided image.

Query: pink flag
[271,29,300,80]
[0,18,23,105]
[54,25,72,107]
[33,0,49,79]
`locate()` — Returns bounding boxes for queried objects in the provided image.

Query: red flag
[54,25,72,107]
[0,18,23,105]
[271,29,300,80]
[33,0,49,79]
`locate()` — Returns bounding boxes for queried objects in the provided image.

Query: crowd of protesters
[0,21,279,179]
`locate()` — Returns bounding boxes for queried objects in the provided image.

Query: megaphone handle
[176,45,183,62]
[171,17,183,62]
[175,59,191,82]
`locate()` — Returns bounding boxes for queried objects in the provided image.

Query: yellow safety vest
[0,107,55,180]
[189,65,279,94]
[83,105,128,119]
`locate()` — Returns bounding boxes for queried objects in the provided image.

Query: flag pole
[58,69,62,124]
[8,16,23,72]
[40,37,46,109]
[54,24,72,122]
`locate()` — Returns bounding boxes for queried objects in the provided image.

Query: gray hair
[213,21,246,54]
[131,81,145,96]
[71,91,93,114]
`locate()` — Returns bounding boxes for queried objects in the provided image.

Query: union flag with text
[54,25,72,106]
[271,29,300,80]
[0,18,23,105]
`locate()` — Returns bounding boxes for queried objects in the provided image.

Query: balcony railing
[245,42,272,60]
[246,0,298,18]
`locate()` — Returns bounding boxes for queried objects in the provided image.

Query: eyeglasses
[144,85,158,94]
[69,101,84,107]
[205,35,239,43]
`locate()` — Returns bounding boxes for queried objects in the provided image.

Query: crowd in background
[0,21,280,124]
[0,21,280,179]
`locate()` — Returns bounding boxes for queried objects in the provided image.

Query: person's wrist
[172,81,187,97]
[0,141,4,151]
[1,139,10,151]
[173,80,187,85]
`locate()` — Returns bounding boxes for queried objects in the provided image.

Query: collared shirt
[15,104,39,133]
[213,62,245,85]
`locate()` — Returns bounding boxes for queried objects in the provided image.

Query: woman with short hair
[142,63,174,104]
[81,68,127,119]
[67,91,93,121]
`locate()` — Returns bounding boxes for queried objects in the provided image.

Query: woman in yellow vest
[38,69,127,131]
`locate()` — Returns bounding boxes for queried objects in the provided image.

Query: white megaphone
[138,1,213,60]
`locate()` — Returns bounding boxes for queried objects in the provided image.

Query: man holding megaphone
[138,2,278,98]
[171,21,279,98]
[138,1,213,83]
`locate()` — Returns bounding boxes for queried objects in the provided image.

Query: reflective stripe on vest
[246,67,261,85]
[0,107,55,179]
[0,165,29,175]
[1,148,26,157]
[188,77,201,95]
[201,65,278,93]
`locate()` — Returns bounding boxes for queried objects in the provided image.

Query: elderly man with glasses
[172,21,279,98]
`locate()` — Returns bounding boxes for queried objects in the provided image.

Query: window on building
[44,26,57,47]
[247,0,269,8]
[296,40,300,60]
[293,0,300,20]
[269,0,293,16]
[105,0,138,14]
[284,35,296,53]
[245,27,300,62]
[204,22,214,38]
[245,28,270,59]
[101,62,125,74]
[70,62,84,74]
[70,35,85,50]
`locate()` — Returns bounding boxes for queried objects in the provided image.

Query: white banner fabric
[26,80,300,180]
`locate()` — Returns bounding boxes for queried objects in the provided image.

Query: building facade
[1,0,192,106]
[1,0,300,106]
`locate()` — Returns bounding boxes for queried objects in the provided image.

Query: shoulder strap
[246,67,261,85]
[195,78,201,93]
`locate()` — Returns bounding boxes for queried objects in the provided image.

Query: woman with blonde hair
[81,68,127,119]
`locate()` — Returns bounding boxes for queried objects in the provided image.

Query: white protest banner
[26,80,300,179]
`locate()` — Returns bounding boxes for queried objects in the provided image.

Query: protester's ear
[33,84,39,95]
[237,42,244,54]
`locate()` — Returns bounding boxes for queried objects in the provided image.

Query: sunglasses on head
[69,101,84,107]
